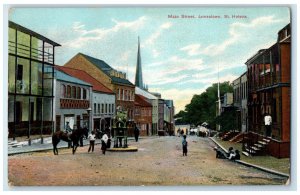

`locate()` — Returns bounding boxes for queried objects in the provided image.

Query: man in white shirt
[264,112,272,137]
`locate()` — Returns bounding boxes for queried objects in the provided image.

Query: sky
[8,7,290,113]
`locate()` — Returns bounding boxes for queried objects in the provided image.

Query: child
[88,131,96,153]
[101,133,109,155]
[182,135,188,156]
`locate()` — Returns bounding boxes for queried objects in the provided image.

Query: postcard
[5,6,292,189]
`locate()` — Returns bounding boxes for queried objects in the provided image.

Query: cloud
[180,44,201,56]
[62,16,147,48]
[143,56,205,86]
[180,15,284,57]
[141,22,172,47]
[152,49,160,58]
[149,87,206,114]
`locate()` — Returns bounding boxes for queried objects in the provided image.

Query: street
[8,136,287,186]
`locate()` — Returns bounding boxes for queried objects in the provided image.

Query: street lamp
[86,107,92,132]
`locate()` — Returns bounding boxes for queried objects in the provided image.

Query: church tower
[135,36,144,88]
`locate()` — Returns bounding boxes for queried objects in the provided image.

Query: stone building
[53,67,93,132]
[55,66,116,134]
[8,21,60,142]
[245,23,290,158]
[135,86,159,135]
[134,94,152,136]
[164,100,175,135]
[64,53,135,123]
[232,72,248,132]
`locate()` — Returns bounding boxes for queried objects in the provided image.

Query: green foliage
[175,82,233,129]
[215,108,237,131]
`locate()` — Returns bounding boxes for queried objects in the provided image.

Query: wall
[64,54,113,90]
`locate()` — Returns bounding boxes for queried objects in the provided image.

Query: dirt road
[8,136,288,186]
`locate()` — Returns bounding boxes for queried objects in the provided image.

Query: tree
[176,82,233,130]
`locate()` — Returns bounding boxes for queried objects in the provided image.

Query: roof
[79,53,134,86]
[111,77,134,86]
[54,68,91,87]
[135,87,158,99]
[9,21,61,47]
[55,66,114,94]
[135,94,152,107]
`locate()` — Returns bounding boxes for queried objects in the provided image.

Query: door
[56,115,61,131]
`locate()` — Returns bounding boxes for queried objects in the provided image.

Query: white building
[56,66,116,134]
[135,87,159,135]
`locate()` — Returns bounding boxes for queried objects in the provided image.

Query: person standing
[88,131,96,153]
[182,135,188,156]
[101,133,109,155]
[264,112,272,137]
[65,122,73,148]
[134,126,140,142]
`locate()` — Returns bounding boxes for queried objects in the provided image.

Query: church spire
[135,36,143,89]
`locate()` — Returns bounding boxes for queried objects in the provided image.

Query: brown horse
[52,127,88,155]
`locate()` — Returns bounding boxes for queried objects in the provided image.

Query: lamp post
[86,107,92,133]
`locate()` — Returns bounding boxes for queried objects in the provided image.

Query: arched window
[83,88,87,99]
[67,85,71,98]
[77,87,81,99]
[61,84,66,98]
[72,86,76,99]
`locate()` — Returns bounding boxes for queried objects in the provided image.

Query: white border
[1,0,299,193]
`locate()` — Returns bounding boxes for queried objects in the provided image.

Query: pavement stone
[7,136,149,155]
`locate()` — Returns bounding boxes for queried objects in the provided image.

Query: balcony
[60,99,89,109]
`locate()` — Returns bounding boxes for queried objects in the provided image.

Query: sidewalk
[7,136,147,156]
[209,137,290,178]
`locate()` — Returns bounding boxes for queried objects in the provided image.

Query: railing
[60,99,90,109]
[9,41,54,63]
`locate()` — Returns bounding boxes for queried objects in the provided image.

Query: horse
[52,127,88,155]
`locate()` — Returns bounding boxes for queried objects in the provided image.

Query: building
[232,72,248,132]
[220,93,233,113]
[164,100,175,134]
[55,66,116,133]
[64,53,135,124]
[53,67,93,132]
[245,23,290,158]
[134,94,152,136]
[158,99,165,131]
[8,21,61,142]
[135,86,159,135]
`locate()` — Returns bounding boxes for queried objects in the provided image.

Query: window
[121,89,124,100]
[94,103,97,114]
[72,86,76,99]
[124,90,127,100]
[77,87,81,99]
[101,104,104,113]
[118,88,120,100]
[112,104,114,114]
[61,84,66,98]
[105,104,108,114]
[83,89,87,99]
[17,64,23,81]
[98,104,100,114]
[67,85,71,98]
[109,104,111,113]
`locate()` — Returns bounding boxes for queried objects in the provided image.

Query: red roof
[135,94,152,107]
[55,65,114,94]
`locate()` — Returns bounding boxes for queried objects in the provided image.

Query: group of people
[87,131,111,155]
[214,146,240,160]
